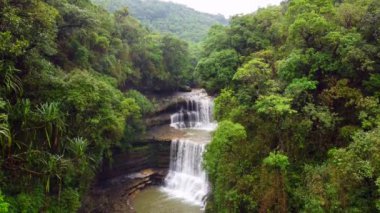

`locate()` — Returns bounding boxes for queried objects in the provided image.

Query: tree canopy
[92,0,228,42]
[0,0,194,211]
[199,0,380,212]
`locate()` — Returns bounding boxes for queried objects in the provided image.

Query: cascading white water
[163,139,208,206]
[162,89,216,207]
[170,89,216,131]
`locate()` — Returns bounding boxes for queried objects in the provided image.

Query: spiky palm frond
[36,102,65,148]
[1,63,23,95]
[0,99,11,150]
[67,137,88,158]
[0,114,11,148]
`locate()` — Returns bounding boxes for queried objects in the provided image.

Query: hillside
[0,0,194,211]
[197,0,380,212]
[3,0,380,212]
[92,0,228,42]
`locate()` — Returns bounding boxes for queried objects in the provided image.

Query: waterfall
[162,89,216,207]
[170,89,216,131]
[163,139,209,206]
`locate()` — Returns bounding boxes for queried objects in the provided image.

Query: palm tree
[1,64,23,95]
[36,102,65,150]
[0,99,11,155]
[67,137,88,159]
[42,154,69,194]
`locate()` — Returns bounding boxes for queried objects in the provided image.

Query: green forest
[199,0,380,212]
[92,0,228,42]
[1,0,380,212]
[0,0,193,211]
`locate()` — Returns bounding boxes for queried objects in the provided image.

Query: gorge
[81,89,216,212]
[134,89,216,212]
[3,0,380,212]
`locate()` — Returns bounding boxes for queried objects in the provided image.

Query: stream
[133,89,216,212]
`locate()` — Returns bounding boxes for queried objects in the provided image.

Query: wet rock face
[145,89,210,128]
[80,142,171,213]
[144,112,172,128]
[98,141,171,181]
[81,169,167,213]
[145,100,188,128]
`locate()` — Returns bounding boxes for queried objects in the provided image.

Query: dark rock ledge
[80,169,167,213]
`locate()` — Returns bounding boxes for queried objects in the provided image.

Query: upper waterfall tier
[170,89,217,131]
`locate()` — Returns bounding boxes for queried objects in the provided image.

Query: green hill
[92,0,228,42]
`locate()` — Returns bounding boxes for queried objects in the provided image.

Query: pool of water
[132,187,204,213]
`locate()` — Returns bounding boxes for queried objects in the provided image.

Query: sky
[160,0,283,17]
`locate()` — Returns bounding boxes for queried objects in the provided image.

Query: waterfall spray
[162,89,216,206]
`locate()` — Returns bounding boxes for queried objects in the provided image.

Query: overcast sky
[160,0,283,17]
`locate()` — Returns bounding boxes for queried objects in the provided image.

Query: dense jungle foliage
[199,0,380,212]
[2,0,380,212]
[92,0,228,42]
[0,0,193,211]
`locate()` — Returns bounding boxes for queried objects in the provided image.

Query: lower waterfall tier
[162,139,209,206]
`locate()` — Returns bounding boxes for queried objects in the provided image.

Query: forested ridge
[0,0,193,211]
[2,0,380,212]
[91,0,228,42]
[197,0,380,212]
